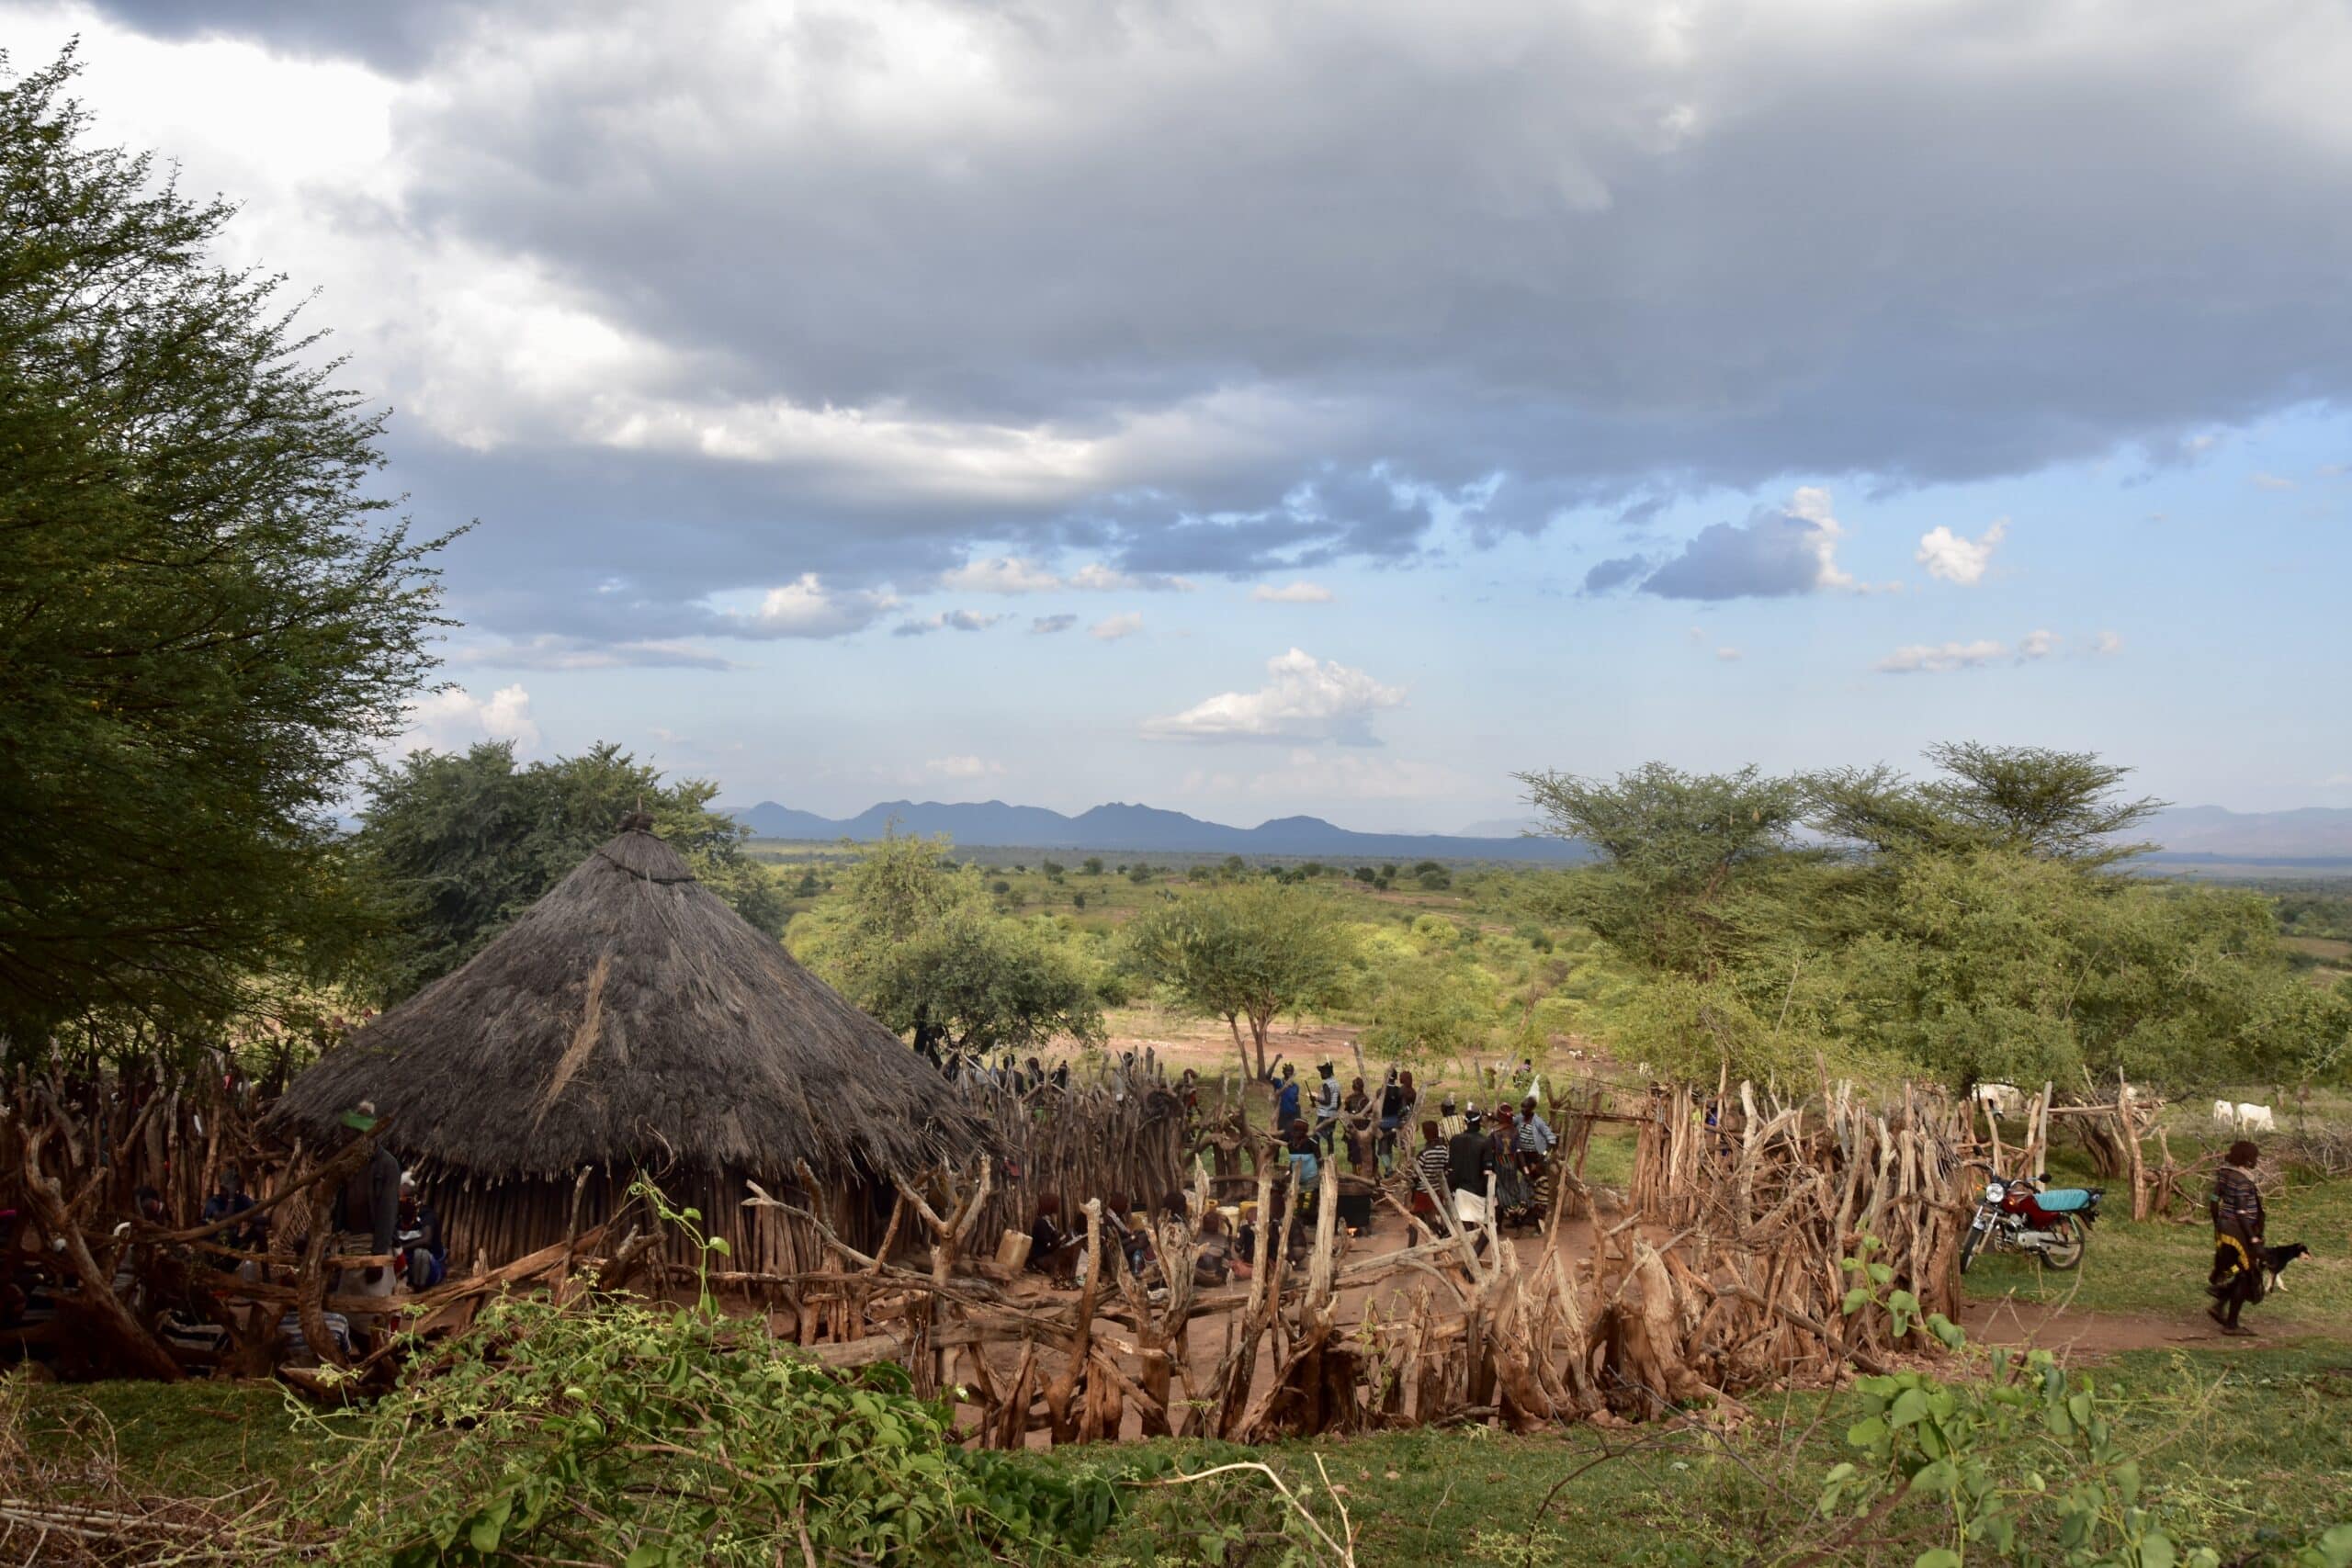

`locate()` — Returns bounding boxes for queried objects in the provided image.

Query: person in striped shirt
[1411,1120,1451,1218]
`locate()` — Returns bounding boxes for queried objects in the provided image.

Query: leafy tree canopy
[1809,741,2163,866]
[350,741,778,1004]
[0,51,453,1064]
[791,833,1102,1058]
[1122,881,1356,1078]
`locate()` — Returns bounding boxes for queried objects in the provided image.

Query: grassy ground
[24,1344,2347,1565]
[1088,1345,2352,1566]
[1955,1143,2352,1329]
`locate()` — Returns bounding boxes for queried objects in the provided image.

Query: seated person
[1026,1194,1083,1281]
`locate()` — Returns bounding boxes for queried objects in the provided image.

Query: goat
[2262,1242,2311,1294]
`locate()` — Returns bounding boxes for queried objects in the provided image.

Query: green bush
[297,1197,1136,1566]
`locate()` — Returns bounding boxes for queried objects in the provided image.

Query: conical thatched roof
[276,820,989,1181]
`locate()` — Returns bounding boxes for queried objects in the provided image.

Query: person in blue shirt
[1274,1063,1301,1129]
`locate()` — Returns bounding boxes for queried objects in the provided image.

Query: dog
[2262,1242,2311,1294]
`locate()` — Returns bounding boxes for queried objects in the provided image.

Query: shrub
[296,1194,1135,1566]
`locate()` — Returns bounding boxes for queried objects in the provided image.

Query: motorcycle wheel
[1958,1217,1987,1274]
[2040,1215,2087,1270]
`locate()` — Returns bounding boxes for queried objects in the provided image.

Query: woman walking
[2208,1139,2266,1337]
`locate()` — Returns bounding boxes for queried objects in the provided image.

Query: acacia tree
[1809,742,2164,866]
[1123,881,1356,1079]
[0,51,453,1065]
[350,741,782,1003]
[793,833,1102,1058]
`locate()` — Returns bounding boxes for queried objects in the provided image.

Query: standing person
[1447,1110,1497,1234]
[1411,1120,1451,1218]
[1438,1097,1464,1141]
[1376,1069,1407,1171]
[397,1174,446,1290]
[331,1103,402,1306]
[1516,1096,1557,1163]
[1338,1072,1369,1166]
[2208,1140,2267,1337]
[1517,1095,1559,1220]
[1274,1064,1301,1132]
[1311,1063,1342,1153]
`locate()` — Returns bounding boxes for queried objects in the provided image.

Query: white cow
[1973,1082,2025,1119]
[2213,1100,2276,1133]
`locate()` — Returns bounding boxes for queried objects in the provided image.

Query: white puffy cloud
[2095,629,2125,656]
[1714,646,1743,662]
[2252,472,2296,491]
[1028,613,1078,635]
[1146,648,1405,743]
[1090,612,1145,641]
[1251,581,1335,604]
[1917,518,2009,585]
[399,682,540,753]
[2019,627,2062,659]
[1874,639,2009,674]
[729,574,899,638]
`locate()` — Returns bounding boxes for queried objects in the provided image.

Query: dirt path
[1955,1293,2346,1357]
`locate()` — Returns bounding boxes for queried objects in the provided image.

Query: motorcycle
[1958,1173,2102,1272]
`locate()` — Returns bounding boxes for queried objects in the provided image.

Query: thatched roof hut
[275,816,989,1271]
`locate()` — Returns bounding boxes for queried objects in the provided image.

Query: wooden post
[2118,1071,2149,1222]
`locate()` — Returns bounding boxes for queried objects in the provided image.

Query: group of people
[1265,1061,1425,1176]
[1407,1094,1557,1234]
[1025,1188,1255,1292]
[0,1117,448,1371]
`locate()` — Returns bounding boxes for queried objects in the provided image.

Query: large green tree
[1518,748,2347,1090]
[791,833,1103,1058]
[1123,880,1356,1079]
[351,742,782,1003]
[0,51,453,1062]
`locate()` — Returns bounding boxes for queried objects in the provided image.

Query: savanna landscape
[9,10,2352,1568]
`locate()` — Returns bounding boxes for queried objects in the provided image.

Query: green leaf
[1889,1388,1931,1427]
[2115,1459,2141,1505]
[1847,1416,1889,1449]
[1916,1551,1962,1568]
[624,1545,667,1568]
[2142,1529,2177,1568]
[1911,1459,1958,1495]
[467,1495,513,1553]
[1843,1286,1871,1315]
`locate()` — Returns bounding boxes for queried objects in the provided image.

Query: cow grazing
[2234,1102,2276,1133]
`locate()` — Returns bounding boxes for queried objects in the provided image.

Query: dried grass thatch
[274,821,989,1190]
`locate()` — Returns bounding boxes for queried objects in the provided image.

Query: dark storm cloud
[62,0,2352,649]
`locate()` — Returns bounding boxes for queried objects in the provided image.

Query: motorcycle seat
[2032,1188,2098,1213]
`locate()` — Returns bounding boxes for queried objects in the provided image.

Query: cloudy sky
[8,0,2349,830]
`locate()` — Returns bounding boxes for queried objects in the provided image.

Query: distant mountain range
[722,798,2352,868]
[725,799,1589,863]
